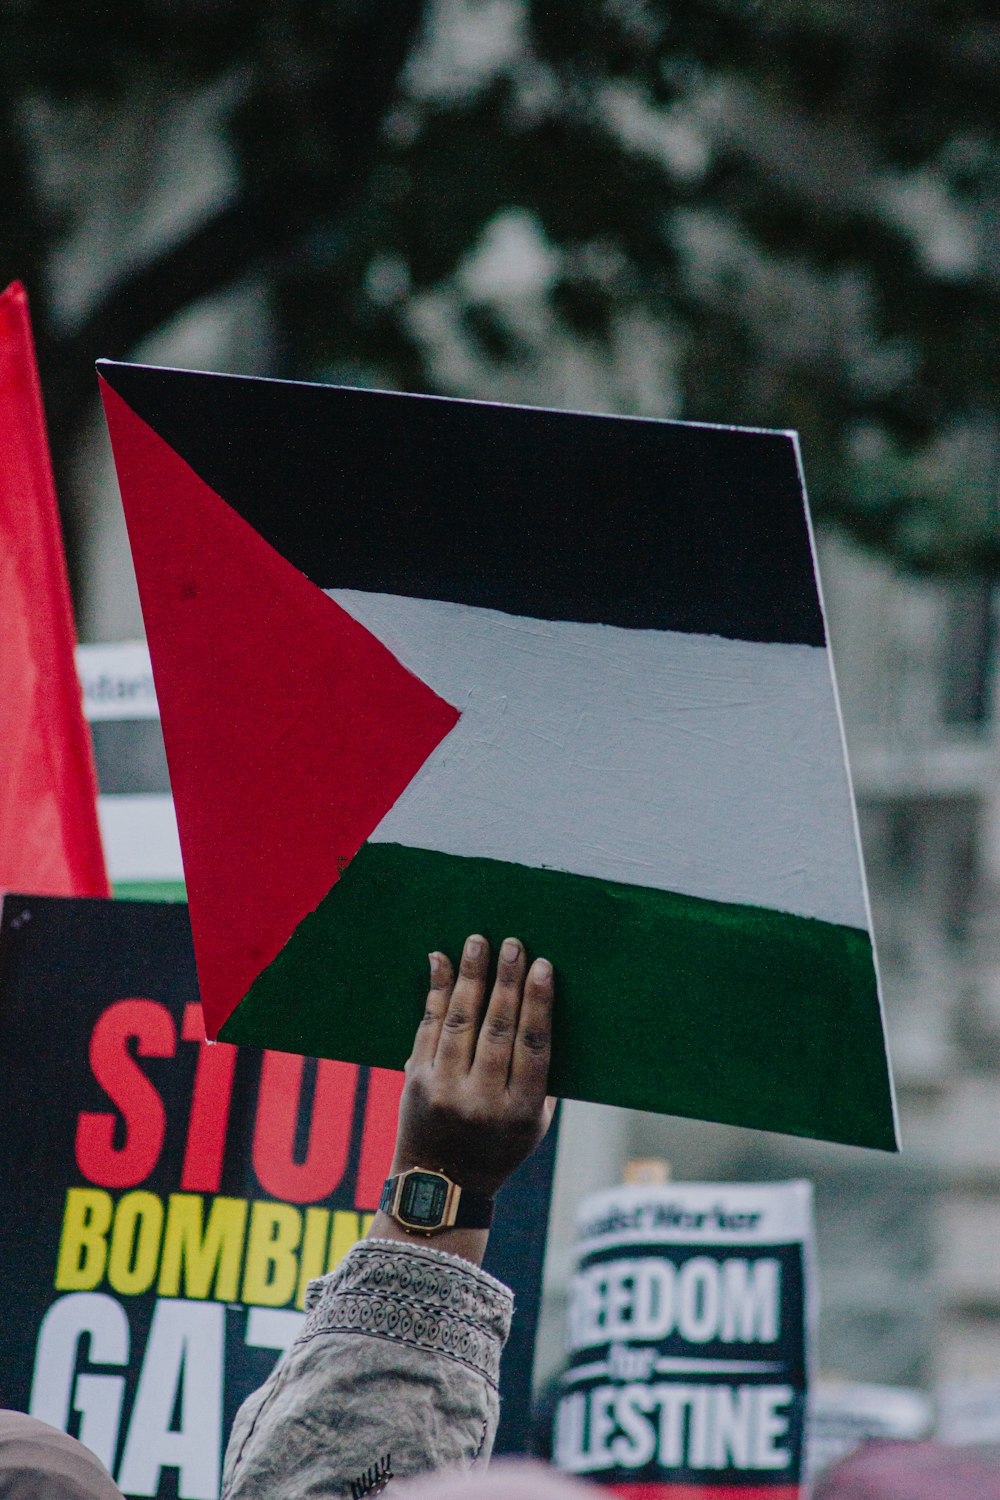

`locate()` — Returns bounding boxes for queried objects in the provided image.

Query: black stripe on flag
[98,361,825,647]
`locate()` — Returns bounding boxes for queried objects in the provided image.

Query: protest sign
[98,360,895,1149]
[552,1182,813,1498]
[76,641,183,896]
[0,894,556,1495]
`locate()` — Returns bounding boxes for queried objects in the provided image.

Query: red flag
[0,281,109,896]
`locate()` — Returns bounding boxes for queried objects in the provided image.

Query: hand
[392,933,556,1198]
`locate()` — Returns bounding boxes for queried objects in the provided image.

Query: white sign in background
[554,1182,815,1491]
[75,642,183,885]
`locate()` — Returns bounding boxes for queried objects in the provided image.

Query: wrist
[366,1210,489,1267]
[381,1165,494,1233]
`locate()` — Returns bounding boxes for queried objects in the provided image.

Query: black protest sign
[0,895,556,1495]
[553,1184,812,1499]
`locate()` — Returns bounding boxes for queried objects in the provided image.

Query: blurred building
[538,528,1000,1403]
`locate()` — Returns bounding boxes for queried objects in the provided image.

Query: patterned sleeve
[221,1239,514,1500]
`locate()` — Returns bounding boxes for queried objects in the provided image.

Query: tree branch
[37,0,427,469]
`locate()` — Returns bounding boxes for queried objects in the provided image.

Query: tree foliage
[3,0,998,572]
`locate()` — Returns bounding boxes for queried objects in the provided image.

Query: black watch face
[399,1171,449,1228]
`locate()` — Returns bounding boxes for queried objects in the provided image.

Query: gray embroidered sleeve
[221,1239,514,1500]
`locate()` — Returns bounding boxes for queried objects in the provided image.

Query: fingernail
[428,952,441,974]
[501,938,520,963]
[531,957,552,980]
[465,935,483,959]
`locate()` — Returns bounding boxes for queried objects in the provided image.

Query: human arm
[368,933,556,1265]
[221,934,554,1500]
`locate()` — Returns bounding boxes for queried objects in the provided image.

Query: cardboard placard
[553,1182,813,1498]
[98,361,896,1148]
[0,895,556,1495]
[76,641,183,892]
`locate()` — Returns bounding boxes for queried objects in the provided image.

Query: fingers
[434,934,491,1075]
[408,949,455,1067]
[473,936,528,1080]
[408,936,555,1102]
[509,956,554,1101]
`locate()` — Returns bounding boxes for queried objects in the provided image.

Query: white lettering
[751,1384,793,1468]
[610,1385,657,1469]
[720,1259,780,1342]
[687,1384,711,1467]
[607,1342,657,1382]
[30,1293,129,1473]
[244,1306,305,1357]
[588,1387,617,1468]
[567,1256,780,1350]
[117,1299,223,1499]
[633,1259,674,1342]
[606,1265,634,1334]
[568,1264,606,1347]
[710,1384,752,1467]
[654,1383,690,1467]
[555,1381,793,1475]
[677,1258,720,1344]
[554,1391,587,1473]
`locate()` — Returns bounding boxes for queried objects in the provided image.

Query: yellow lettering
[55,1188,113,1291]
[107,1191,164,1296]
[296,1208,331,1309]
[327,1210,362,1272]
[242,1202,302,1306]
[158,1193,248,1301]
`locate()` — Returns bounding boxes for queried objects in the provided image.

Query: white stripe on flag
[331,590,868,930]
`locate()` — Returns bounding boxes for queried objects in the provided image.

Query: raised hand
[370,933,556,1261]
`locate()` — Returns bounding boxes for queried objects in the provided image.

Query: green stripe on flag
[221,842,894,1150]
[113,881,187,902]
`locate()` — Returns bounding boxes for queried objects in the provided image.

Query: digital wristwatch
[379,1167,495,1235]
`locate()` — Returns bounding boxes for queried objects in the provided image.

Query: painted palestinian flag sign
[98,361,896,1150]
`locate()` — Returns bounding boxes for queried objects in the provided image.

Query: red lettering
[354,1069,405,1209]
[180,1002,237,1193]
[75,999,175,1187]
[253,1052,358,1203]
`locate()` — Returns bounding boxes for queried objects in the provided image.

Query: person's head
[0,1413,123,1499]
[398,1458,604,1499]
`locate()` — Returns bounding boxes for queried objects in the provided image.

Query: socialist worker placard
[553,1182,814,1499]
[0,895,556,1496]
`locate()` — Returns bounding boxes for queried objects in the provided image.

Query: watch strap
[380,1170,495,1231]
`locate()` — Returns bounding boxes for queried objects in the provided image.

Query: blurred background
[4,0,1000,1441]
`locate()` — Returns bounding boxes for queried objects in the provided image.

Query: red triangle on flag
[100,378,460,1038]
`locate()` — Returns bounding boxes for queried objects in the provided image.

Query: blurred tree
[2,0,998,573]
